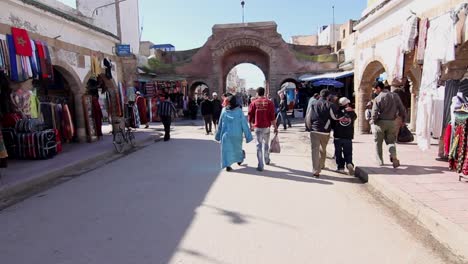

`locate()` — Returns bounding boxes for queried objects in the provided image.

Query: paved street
[0,121,448,264]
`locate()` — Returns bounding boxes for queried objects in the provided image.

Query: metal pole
[115,0,122,43]
[332,5,335,48]
[241,1,245,23]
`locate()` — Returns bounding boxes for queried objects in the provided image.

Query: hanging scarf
[6,34,19,81]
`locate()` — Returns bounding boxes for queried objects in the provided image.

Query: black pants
[161,115,172,141]
[334,138,353,169]
[213,114,220,129]
[203,115,213,133]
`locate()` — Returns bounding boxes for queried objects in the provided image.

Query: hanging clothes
[136,94,148,125]
[103,58,112,79]
[91,56,101,77]
[62,103,74,141]
[452,3,468,45]
[11,88,31,117]
[30,89,40,118]
[43,42,53,80]
[6,34,19,82]
[400,14,419,53]
[431,86,445,138]
[29,39,38,79]
[133,104,141,128]
[35,40,48,79]
[417,13,456,151]
[444,123,453,156]
[0,34,11,76]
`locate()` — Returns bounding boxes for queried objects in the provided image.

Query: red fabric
[11,27,32,56]
[1,113,21,128]
[248,97,276,129]
[136,95,148,124]
[54,129,62,153]
[444,124,452,156]
[35,40,48,79]
[62,104,75,141]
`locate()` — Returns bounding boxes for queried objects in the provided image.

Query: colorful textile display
[11,27,32,56]
[11,88,31,117]
[0,35,11,76]
[62,103,74,141]
[136,94,148,124]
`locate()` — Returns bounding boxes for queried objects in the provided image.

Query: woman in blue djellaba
[215,95,253,172]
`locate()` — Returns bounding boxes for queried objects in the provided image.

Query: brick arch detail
[356,59,388,134]
[218,46,270,95]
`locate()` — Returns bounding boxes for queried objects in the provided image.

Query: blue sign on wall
[116,44,131,56]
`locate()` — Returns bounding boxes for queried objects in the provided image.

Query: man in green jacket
[371,81,407,168]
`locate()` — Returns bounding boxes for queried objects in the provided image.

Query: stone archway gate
[153,21,339,95]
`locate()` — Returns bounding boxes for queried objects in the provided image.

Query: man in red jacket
[248,87,278,171]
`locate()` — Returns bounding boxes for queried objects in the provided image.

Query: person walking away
[188,98,198,120]
[248,87,278,171]
[333,97,357,175]
[371,81,407,168]
[305,93,320,131]
[157,95,178,141]
[212,92,222,131]
[200,93,214,135]
[215,95,253,172]
[136,91,149,128]
[306,89,339,177]
[277,93,292,130]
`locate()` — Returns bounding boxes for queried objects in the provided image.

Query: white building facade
[0,0,140,142]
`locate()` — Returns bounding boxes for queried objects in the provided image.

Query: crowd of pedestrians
[164,81,406,177]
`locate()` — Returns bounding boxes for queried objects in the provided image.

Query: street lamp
[241,1,245,24]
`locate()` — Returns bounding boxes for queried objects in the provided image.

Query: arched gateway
[153,21,339,95]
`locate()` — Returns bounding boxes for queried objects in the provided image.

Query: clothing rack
[38,95,68,104]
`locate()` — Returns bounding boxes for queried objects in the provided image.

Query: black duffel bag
[397,125,414,143]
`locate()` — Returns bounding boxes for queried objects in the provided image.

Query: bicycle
[112,119,136,153]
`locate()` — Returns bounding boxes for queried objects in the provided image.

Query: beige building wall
[290,35,318,46]
[139,41,154,57]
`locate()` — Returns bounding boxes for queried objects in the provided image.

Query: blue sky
[139,0,366,88]
[59,0,366,88]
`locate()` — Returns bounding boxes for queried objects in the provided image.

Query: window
[343,30,346,39]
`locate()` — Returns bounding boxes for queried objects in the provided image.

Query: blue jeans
[276,112,291,129]
[334,138,353,169]
[255,128,271,169]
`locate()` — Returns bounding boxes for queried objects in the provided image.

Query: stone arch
[213,35,275,59]
[218,46,270,95]
[212,35,273,95]
[356,60,388,134]
[50,61,87,142]
[280,78,299,88]
[189,81,210,99]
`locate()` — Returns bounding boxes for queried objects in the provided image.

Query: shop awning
[300,70,354,82]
